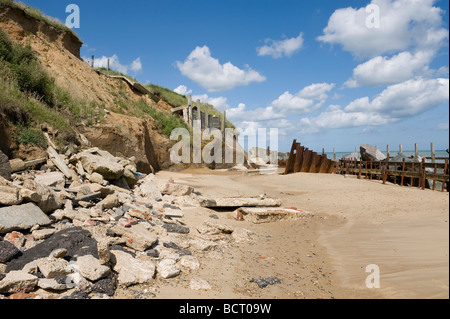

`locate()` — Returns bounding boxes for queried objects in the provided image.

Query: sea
[324,150,449,162]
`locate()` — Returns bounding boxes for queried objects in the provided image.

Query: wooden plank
[309,152,318,173]
[284,140,297,175]
[301,149,312,173]
[47,146,73,179]
[294,145,304,173]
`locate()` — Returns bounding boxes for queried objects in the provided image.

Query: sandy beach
[135,168,450,299]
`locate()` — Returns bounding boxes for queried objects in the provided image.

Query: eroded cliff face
[0,3,82,58]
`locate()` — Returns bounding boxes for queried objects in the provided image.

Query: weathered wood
[47,146,72,179]
[284,139,297,175]
[294,145,304,173]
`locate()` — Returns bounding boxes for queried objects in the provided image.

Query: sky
[20,0,450,152]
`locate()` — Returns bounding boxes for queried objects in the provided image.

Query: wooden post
[370,160,373,180]
[333,148,336,161]
[411,162,415,188]
[442,159,448,192]
[399,144,403,155]
[431,142,435,163]
[386,145,390,159]
[285,140,297,175]
[401,159,405,186]
[358,160,362,179]
[107,58,110,71]
[91,55,94,68]
[415,143,419,158]
[433,163,437,191]
[421,158,426,190]
[419,159,423,189]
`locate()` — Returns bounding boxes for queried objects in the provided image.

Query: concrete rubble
[0,144,288,299]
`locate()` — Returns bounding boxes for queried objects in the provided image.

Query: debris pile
[0,145,248,299]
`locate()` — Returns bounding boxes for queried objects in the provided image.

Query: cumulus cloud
[344,50,435,87]
[192,94,230,111]
[83,54,142,74]
[317,0,449,58]
[175,46,266,92]
[257,33,304,58]
[173,85,192,95]
[299,77,449,133]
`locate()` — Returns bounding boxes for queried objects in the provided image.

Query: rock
[32,228,57,240]
[0,241,21,263]
[36,257,70,279]
[250,277,282,289]
[97,239,110,265]
[232,228,254,242]
[123,168,138,188]
[204,221,234,234]
[157,259,180,279]
[161,183,193,196]
[102,194,119,210]
[92,278,116,296]
[180,255,200,270]
[0,271,38,294]
[189,239,218,252]
[111,250,156,287]
[111,220,158,252]
[75,255,111,282]
[34,172,65,188]
[0,176,22,206]
[360,144,386,162]
[164,210,184,218]
[4,231,26,250]
[162,223,190,234]
[0,151,11,180]
[199,196,281,208]
[0,203,51,234]
[136,174,162,201]
[49,248,68,259]
[342,152,360,160]
[6,227,99,272]
[89,172,105,185]
[190,278,211,290]
[74,150,124,181]
[22,180,62,214]
[147,249,159,258]
[37,278,67,291]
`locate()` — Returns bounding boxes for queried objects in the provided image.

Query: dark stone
[162,223,190,234]
[163,242,181,250]
[209,214,219,220]
[0,240,21,263]
[177,249,192,256]
[163,204,180,210]
[6,227,98,272]
[0,150,11,180]
[146,249,159,258]
[250,277,282,289]
[0,273,5,281]
[92,278,116,297]
[61,290,91,299]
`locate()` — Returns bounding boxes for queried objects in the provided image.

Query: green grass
[0,0,81,42]
[145,84,188,107]
[96,67,138,83]
[15,126,47,147]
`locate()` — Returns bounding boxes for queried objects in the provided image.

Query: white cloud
[257,33,304,58]
[173,85,192,95]
[175,46,266,92]
[299,77,449,133]
[298,82,336,100]
[436,122,449,130]
[344,50,434,87]
[83,54,142,74]
[317,0,449,58]
[192,94,230,111]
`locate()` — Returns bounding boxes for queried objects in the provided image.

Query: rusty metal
[284,140,337,175]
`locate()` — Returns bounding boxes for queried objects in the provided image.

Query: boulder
[21,180,62,214]
[136,174,162,201]
[157,259,180,279]
[111,250,156,287]
[74,150,124,181]
[360,144,386,162]
[111,220,158,252]
[0,150,11,180]
[0,203,51,234]
[35,257,70,279]
[0,176,22,206]
[0,241,21,263]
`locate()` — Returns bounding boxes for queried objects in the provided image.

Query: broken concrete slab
[34,172,65,188]
[0,271,38,294]
[0,203,52,234]
[75,255,111,282]
[360,144,386,162]
[111,250,155,287]
[200,196,281,208]
[111,220,158,252]
[189,278,211,290]
[236,207,313,224]
[73,150,124,181]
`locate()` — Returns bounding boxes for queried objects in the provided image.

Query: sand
[117,168,448,299]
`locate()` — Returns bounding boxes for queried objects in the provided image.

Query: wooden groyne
[337,157,449,192]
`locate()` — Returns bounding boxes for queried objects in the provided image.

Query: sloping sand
[153,168,448,299]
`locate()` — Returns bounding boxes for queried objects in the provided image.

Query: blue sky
[20,0,450,152]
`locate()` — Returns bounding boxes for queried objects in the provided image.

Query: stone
[75,255,110,282]
[32,228,57,240]
[0,241,21,263]
[4,231,26,250]
[0,203,51,234]
[180,255,200,270]
[6,227,99,272]
[34,172,65,188]
[102,194,119,210]
[232,228,255,242]
[92,278,116,296]
[112,220,158,252]
[136,174,162,201]
[89,172,105,185]
[237,207,313,224]
[97,239,110,265]
[204,221,234,234]
[49,248,68,259]
[0,150,11,180]
[74,151,124,181]
[164,210,184,218]
[157,259,180,279]
[189,278,211,291]
[199,196,281,208]
[189,239,218,252]
[123,168,138,187]
[161,183,193,196]
[21,180,62,214]
[250,277,282,289]
[37,278,67,291]
[111,250,156,287]
[0,271,38,294]
[36,257,70,279]
[360,144,386,162]
[0,176,22,206]
[162,223,190,234]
